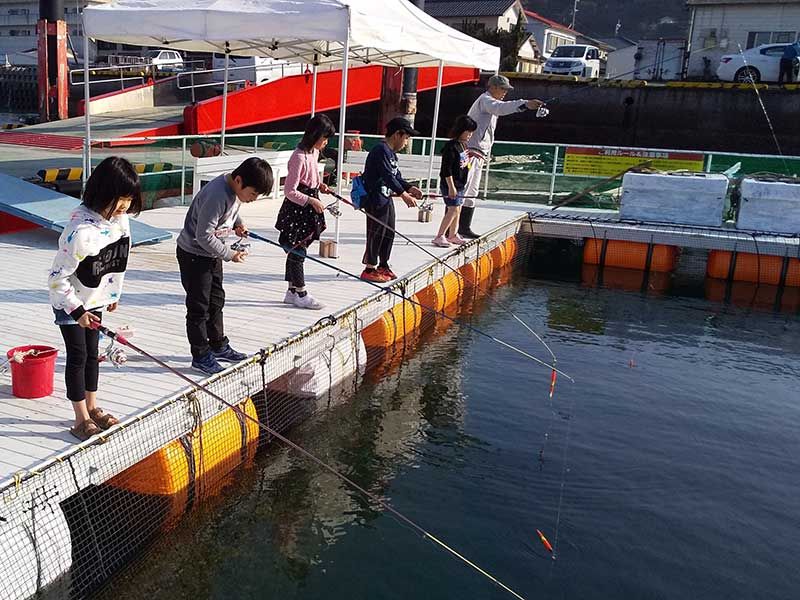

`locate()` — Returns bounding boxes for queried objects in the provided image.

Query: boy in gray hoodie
[176,157,273,375]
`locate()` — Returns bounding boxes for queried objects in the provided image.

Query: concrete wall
[413,77,800,155]
[687,3,800,78]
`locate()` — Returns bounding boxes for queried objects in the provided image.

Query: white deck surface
[0,198,533,486]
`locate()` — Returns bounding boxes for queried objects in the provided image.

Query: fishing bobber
[318,239,338,258]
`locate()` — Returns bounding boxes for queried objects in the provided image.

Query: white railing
[84,131,800,206]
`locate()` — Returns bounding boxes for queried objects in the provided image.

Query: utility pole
[37,0,69,121]
[569,0,579,29]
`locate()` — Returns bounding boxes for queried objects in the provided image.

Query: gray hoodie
[176,173,242,261]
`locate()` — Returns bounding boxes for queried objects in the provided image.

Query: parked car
[145,49,184,72]
[543,45,601,78]
[717,43,796,83]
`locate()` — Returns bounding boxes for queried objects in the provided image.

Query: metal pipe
[311,59,318,117]
[81,14,90,187]
[334,24,351,255]
[425,60,444,195]
[548,145,560,204]
[220,45,230,152]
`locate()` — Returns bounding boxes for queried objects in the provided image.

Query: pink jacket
[284,147,320,206]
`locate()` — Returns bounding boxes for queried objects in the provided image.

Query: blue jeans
[440,185,465,207]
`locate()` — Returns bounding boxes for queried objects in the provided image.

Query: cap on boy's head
[487,74,513,90]
[386,116,420,137]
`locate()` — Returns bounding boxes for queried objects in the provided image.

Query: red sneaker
[361,268,390,283]
[377,267,397,280]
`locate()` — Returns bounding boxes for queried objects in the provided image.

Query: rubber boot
[458,206,479,239]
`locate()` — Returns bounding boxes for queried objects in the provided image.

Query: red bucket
[6,345,58,399]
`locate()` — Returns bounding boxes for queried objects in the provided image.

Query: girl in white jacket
[48,157,141,441]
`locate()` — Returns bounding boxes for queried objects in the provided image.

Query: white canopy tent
[82,0,500,246]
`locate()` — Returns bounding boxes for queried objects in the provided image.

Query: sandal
[89,407,119,430]
[70,419,102,442]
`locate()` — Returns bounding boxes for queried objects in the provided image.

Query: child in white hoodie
[48,156,141,441]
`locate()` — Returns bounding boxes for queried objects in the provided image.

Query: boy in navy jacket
[360,117,423,282]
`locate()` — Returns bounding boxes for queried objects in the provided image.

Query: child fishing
[432,115,477,248]
[360,117,424,282]
[275,114,335,310]
[176,157,273,375]
[48,156,141,441]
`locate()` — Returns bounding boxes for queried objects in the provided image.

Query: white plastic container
[620,172,729,227]
[737,178,800,234]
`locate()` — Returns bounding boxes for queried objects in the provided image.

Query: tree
[460,18,528,72]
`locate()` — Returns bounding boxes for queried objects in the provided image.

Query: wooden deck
[0,198,533,486]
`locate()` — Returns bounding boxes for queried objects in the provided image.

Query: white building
[0,0,91,61]
[424,0,526,33]
[524,9,578,59]
[686,0,800,79]
[600,36,638,79]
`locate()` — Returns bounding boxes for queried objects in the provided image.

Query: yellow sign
[563,147,704,177]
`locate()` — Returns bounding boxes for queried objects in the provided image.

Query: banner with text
[564,147,705,177]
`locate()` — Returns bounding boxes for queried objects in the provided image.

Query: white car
[144,49,184,72]
[543,45,601,78]
[717,43,794,83]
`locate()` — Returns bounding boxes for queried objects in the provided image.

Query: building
[424,0,526,33]
[524,9,578,59]
[598,36,638,79]
[0,0,89,61]
[516,34,542,72]
[686,0,800,79]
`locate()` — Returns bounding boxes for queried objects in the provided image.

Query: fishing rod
[91,323,529,600]
[322,191,558,365]
[248,230,572,381]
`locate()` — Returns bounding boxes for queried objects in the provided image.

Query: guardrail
[84,131,800,206]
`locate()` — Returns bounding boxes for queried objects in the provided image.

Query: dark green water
[100,272,800,600]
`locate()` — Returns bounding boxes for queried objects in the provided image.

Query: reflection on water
[99,269,800,600]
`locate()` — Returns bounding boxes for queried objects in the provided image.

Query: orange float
[583,239,679,272]
[706,250,800,287]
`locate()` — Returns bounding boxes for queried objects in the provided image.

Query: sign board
[564,147,705,177]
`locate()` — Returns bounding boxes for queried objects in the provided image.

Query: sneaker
[432,235,451,248]
[446,234,467,246]
[283,289,296,304]
[192,352,225,375]
[294,293,324,310]
[361,268,390,283]
[212,344,248,363]
[377,266,398,280]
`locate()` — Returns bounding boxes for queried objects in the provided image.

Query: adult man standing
[778,41,800,85]
[460,75,544,238]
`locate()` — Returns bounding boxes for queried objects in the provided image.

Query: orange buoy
[583,239,678,272]
[460,253,494,287]
[490,242,508,270]
[361,297,423,348]
[190,140,222,158]
[706,250,800,287]
[504,236,518,267]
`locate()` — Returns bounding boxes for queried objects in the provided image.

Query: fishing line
[248,230,572,381]
[735,43,791,175]
[94,323,530,600]
[326,191,558,364]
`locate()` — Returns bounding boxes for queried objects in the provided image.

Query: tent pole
[311,59,318,117]
[221,44,230,152]
[334,27,350,256]
[426,60,444,195]
[82,15,90,188]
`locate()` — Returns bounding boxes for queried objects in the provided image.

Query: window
[97,40,117,50]
[9,29,31,36]
[761,45,787,56]
[545,33,571,53]
[8,8,29,15]
[747,31,797,48]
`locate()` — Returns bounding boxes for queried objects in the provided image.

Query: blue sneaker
[191,352,224,375]
[212,344,248,363]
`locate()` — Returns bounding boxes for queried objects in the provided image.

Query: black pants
[779,58,795,84]
[320,146,338,185]
[177,246,228,360]
[284,244,307,288]
[363,200,395,268]
[59,311,101,402]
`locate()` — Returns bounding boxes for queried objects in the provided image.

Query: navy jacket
[362,141,411,209]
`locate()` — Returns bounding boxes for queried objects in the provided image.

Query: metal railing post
[180,137,187,205]
[548,145,560,204]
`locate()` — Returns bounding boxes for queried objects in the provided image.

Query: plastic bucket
[6,345,58,399]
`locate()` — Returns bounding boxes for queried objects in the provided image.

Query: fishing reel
[536,105,550,119]
[231,236,251,254]
[325,201,342,217]
[99,325,134,368]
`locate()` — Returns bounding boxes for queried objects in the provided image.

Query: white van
[543,45,601,78]
[211,54,304,87]
[144,49,184,72]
